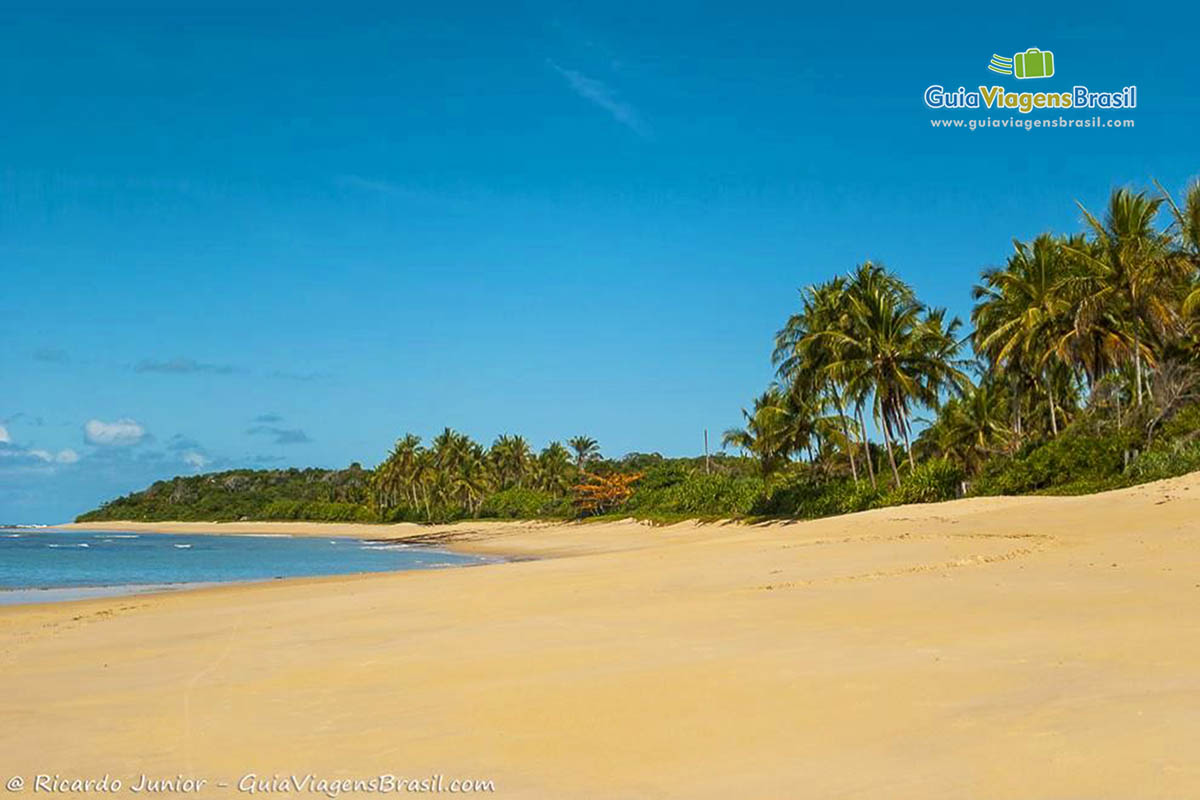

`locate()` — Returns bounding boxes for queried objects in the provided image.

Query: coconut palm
[973,234,1076,436]
[916,379,1013,475]
[535,442,574,494]
[489,434,532,489]
[774,277,863,481]
[1067,188,1186,405]
[1159,179,1200,324]
[823,265,970,486]
[567,436,600,471]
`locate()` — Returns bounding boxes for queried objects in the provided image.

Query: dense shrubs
[260,500,378,522]
[971,423,1136,496]
[479,488,570,519]
[1125,442,1200,484]
[623,473,765,518]
[882,459,964,505]
[968,403,1200,497]
[751,461,959,519]
[754,474,870,518]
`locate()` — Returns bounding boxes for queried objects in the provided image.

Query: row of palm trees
[727,176,1200,484]
[371,430,601,519]
[969,182,1200,440]
[726,262,971,488]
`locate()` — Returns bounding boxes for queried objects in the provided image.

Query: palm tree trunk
[1011,374,1022,437]
[880,416,902,489]
[901,414,916,472]
[1134,333,1143,407]
[857,407,877,490]
[833,388,859,483]
[1046,372,1059,436]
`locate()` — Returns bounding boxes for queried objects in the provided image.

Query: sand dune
[6,474,1200,798]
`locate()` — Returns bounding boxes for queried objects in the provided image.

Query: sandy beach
[4,475,1200,798]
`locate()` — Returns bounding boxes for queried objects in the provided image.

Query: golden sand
[5,474,1200,798]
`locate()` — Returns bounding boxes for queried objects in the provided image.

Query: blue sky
[2,2,1198,522]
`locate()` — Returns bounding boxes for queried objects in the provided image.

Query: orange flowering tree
[571,472,643,516]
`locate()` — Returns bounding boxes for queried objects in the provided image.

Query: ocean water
[0,529,485,605]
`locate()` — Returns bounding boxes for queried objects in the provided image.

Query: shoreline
[6,474,1200,797]
[55,518,601,559]
[5,524,506,608]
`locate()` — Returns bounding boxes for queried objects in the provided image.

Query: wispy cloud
[548,62,649,137]
[334,174,414,198]
[246,425,312,445]
[135,357,235,375]
[269,370,327,382]
[252,413,283,424]
[0,441,80,466]
[181,451,210,470]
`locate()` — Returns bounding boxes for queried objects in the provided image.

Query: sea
[0,527,486,605]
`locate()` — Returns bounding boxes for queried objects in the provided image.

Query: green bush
[624,474,765,518]
[261,500,377,522]
[881,458,964,505]
[479,488,569,519]
[752,473,884,519]
[637,462,694,490]
[1126,440,1200,483]
[971,424,1134,496]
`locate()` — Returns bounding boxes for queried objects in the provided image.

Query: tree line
[725,177,1200,486]
[370,432,603,520]
[79,176,1200,524]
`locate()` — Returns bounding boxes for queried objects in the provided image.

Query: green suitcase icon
[1013,48,1054,79]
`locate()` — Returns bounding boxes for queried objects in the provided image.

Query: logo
[988,48,1055,79]
[923,46,1136,115]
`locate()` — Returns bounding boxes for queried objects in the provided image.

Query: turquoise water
[0,528,485,605]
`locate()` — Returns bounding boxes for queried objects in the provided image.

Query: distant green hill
[76,465,376,523]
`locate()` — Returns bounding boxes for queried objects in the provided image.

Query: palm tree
[775,277,862,482]
[535,442,574,494]
[972,234,1075,436]
[1053,233,1133,391]
[722,388,791,476]
[1068,188,1186,406]
[722,384,823,475]
[372,433,425,514]
[917,379,1013,475]
[489,434,532,489]
[1159,178,1200,324]
[567,436,600,471]
[823,264,970,486]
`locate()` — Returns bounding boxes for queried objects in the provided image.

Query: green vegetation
[79,177,1200,525]
[77,466,375,523]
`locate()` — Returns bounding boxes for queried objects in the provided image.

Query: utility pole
[704,429,711,474]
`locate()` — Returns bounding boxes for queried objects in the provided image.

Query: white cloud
[182,451,210,470]
[549,62,649,137]
[85,418,146,447]
[0,424,9,443]
[3,445,82,466]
